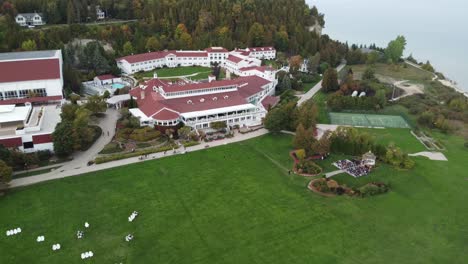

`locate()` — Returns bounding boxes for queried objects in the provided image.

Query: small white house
[15,13,45,27]
[96,6,105,20]
[94,75,122,86]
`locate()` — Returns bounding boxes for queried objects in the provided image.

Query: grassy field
[350,63,434,83]
[0,133,467,263]
[134,66,211,80]
[312,91,331,124]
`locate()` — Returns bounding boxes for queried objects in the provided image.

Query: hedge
[94,144,178,164]
[182,141,200,148]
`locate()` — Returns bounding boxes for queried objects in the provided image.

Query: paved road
[11,108,120,188]
[297,63,346,105]
[10,128,269,188]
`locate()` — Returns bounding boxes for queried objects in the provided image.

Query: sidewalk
[297,63,346,105]
[10,129,270,188]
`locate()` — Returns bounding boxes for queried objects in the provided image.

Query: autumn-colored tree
[289,55,303,73]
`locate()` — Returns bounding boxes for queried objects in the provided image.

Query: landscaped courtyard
[134,66,212,80]
[0,132,467,263]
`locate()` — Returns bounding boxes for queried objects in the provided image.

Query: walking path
[10,129,269,188]
[409,152,448,161]
[325,170,345,178]
[297,62,346,105]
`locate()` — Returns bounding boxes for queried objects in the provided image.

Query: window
[4,91,18,99]
[23,142,34,149]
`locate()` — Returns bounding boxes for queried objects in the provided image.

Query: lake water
[307,0,468,92]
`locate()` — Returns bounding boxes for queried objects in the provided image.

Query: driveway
[11,108,120,187]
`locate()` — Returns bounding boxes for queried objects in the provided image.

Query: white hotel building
[128,75,279,130]
[116,46,276,75]
[0,50,63,152]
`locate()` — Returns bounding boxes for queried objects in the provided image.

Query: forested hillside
[0,0,347,93]
[0,0,335,55]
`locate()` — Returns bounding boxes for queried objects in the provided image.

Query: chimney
[140,90,145,100]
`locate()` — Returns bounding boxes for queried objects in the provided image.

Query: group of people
[334,159,371,178]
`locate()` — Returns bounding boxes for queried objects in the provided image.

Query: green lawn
[312,91,331,124]
[134,66,211,79]
[0,133,467,263]
[351,63,434,83]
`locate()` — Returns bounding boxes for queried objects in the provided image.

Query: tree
[21,40,37,51]
[85,95,107,114]
[264,107,286,133]
[289,55,303,73]
[248,22,265,47]
[307,53,320,74]
[178,126,192,140]
[362,67,376,81]
[366,51,380,65]
[385,35,407,63]
[66,0,76,24]
[145,36,161,51]
[0,160,12,184]
[103,90,111,99]
[53,121,75,157]
[322,68,339,92]
[293,124,316,152]
[280,74,292,92]
[274,30,289,51]
[297,100,318,130]
[421,61,435,72]
[123,41,134,55]
[310,131,331,155]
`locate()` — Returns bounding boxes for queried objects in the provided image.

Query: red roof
[96,74,117,81]
[226,55,243,63]
[235,76,270,98]
[153,109,180,121]
[205,47,229,53]
[0,59,61,83]
[117,51,175,64]
[33,134,53,144]
[261,96,280,109]
[175,51,208,57]
[0,137,22,148]
[131,76,273,117]
[240,66,274,73]
[0,96,62,105]
[250,46,275,52]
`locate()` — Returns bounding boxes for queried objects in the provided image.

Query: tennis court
[329,112,410,128]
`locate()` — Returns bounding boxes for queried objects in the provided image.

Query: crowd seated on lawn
[334,159,372,178]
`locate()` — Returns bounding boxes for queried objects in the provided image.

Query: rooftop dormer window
[200,98,205,103]
[212,97,217,101]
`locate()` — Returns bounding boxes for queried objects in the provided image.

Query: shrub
[358,182,389,197]
[95,144,177,164]
[295,149,306,160]
[99,142,123,154]
[36,150,52,162]
[183,141,200,148]
[129,127,161,142]
[296,160,322,175]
